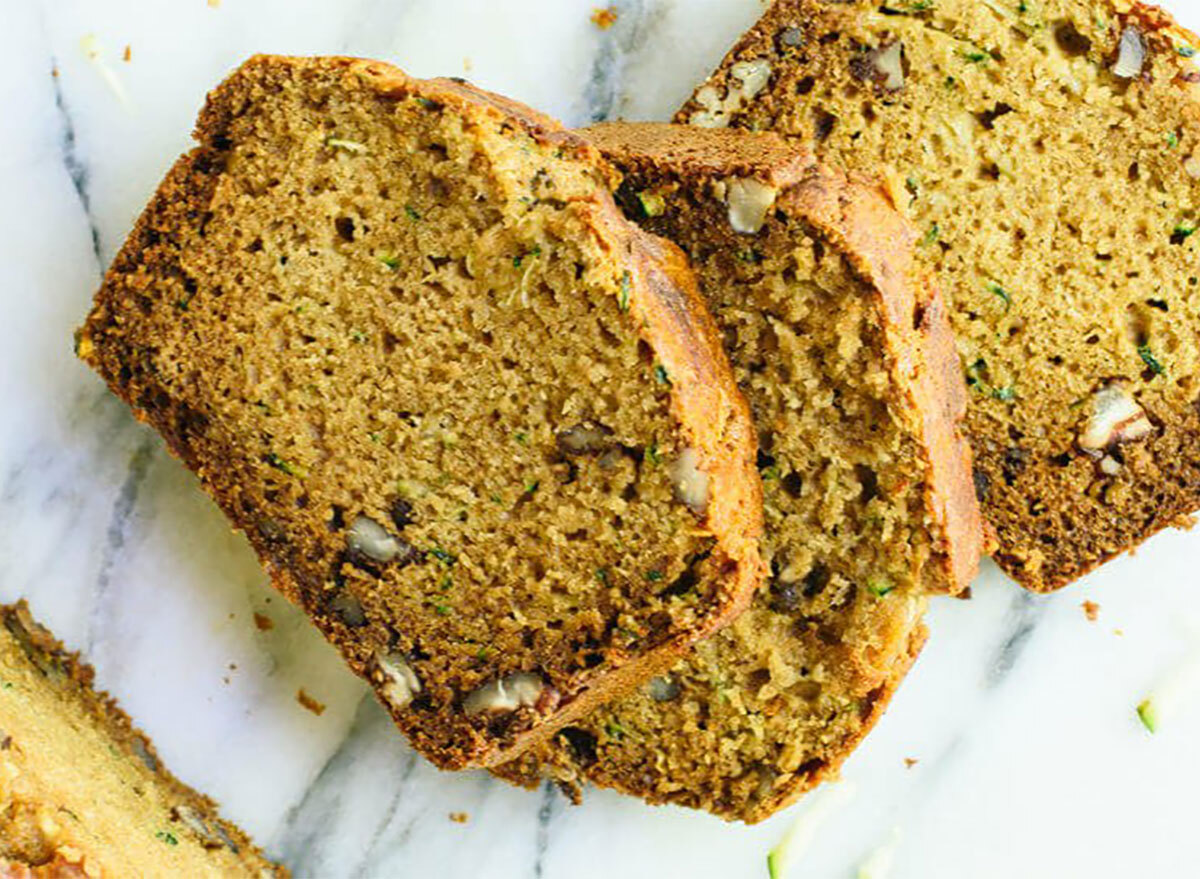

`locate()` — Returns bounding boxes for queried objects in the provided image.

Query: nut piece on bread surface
[0,602,286,878]
[76,56,763,769]
[677,0,1200,591]
[493,122,984,823]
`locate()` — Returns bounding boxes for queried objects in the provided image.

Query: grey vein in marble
[533,782,559,879]
[985,590,1046,688]
[87,437,155,651]
[279,694,419,876]
[50,63,103,266]
[582,0,646,123]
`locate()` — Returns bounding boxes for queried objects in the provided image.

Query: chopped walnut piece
[851,41,905,92]
[1112,26,1146,79]
[1077,383,1153,454]
[463,672,546,715]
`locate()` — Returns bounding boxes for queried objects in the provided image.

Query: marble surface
[3,1,1200,876]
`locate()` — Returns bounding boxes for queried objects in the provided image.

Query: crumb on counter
[954,586,973,601]
[123,45,131,62]
[591,6,618,29]
[1082,600,1100,622]
[253,612,275,631]
[903,757,918,769]
[297,689,326,716]
[449,812,469,824]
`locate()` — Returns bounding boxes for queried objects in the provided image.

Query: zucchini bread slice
[0,602,286,878]
[493,123,984,822]
[678,0,1200,591]
[77,56,763,770]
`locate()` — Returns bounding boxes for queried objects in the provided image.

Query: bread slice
[677,0,1200,591]
[0,602,286,878]
[492,123,983,822]
[77,56,764,770]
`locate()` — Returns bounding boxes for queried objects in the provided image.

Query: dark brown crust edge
[77,56,764,770]
[0,602,287,876]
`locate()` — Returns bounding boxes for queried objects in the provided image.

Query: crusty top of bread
[0,602,286,878]
[77,56,763,769]
[493,122,981,823]
[677,0,1200,590]
[585,122,985,593]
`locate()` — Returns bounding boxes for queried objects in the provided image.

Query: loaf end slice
[0,602,287,878]
[77,57,763,769]
[493,122,983,822]
[678,0,1200,590]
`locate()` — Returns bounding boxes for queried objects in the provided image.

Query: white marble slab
[3,1,1200,876]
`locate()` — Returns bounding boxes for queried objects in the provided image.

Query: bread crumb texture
[0,603,286,878]
[78,56,762,770]
[494,123,982,823]
[678,0,1200,590]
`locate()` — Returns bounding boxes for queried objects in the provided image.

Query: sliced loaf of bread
[0,602,287,878]
[77,57,763,770]
[493,123,983,822]
[678,0,1200,590]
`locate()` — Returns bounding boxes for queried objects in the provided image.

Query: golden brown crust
[0,603,286,877]
[78,57,763,769]
[584,122,984,592]
[625,228,765,625]
[781,164,986,590]
[912,276,1002,580]
[1126,1,1200,49]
